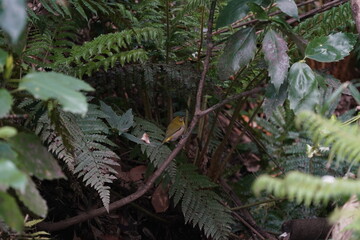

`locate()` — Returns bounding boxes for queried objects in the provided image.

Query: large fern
[169,164,234,240]
[35,104,120,211]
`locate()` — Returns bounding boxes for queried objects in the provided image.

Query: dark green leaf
[218,27,256,80]
[263,83,288,118]
[0,159,27,193]
[276,0,298,19]
[262,29,289,91]
[0,0,27,43]
[0,89,12,118]
[288,62,319,112]
[0,191,23,231]
[217,0,264,28]
[305,33,357,62]
[19,72,94,115]
[8,133,65,180]
[100,102,134,134]
[0,49,7,72]
[16,178,47,218]
[248,3,268,21]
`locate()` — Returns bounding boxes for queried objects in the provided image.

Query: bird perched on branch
[162,116,185,143]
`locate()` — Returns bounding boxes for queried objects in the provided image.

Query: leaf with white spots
[305,32,357,62]
[288,62,320,112]
[19,72,94,115]
[262,29,289,92]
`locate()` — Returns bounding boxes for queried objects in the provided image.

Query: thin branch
[199,86,265,117]
[38,0,218,232]
[232,212,266,240]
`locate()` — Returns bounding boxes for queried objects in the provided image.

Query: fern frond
[253,171,360,206]
[56,27,163,77]
[35,105,120,211]
[296,111,360,164]
[294,2,354,39]
[169,164,233,240]
[132,118,177,178]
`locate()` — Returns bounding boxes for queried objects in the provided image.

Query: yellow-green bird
[162,116,186,143]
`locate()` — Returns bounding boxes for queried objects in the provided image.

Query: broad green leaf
[0,159,27,193]
[0,141,17,160]
[217,0,264,28]
[0,126,17,139]
[0,88,12,118]
[263,83,288,118]
[292,82,320,112]
[0,191,24,231]
[305,33,357,62]
[19,72,94,115]
[100,102,134,135]
[0,0,27,43]
[262,29,289,91]
[8,132,65,180]
[276,0,298,19]
[248,3,268,21]
[218,27,256,80]
[0,49,7,72]
[288,62,319,112]
[16,178,47,218]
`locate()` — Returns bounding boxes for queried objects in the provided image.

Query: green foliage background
[0,0,360,239]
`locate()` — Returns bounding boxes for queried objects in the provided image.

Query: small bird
[162,116,186,144]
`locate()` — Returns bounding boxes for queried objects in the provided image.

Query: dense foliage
[0,0,360,239]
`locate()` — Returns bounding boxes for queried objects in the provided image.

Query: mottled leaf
[276,0,298,19]
[0,159,27,193]
[305,33,357,62]
[288,62,319,112]
[218,27,256,80]
[0,191,23,231]
[0,0,27,43]
[8,132,65,180]
[19,72,94,115]
[262,29,289,91]
[0,89,12,118]
[16,178,47,217]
